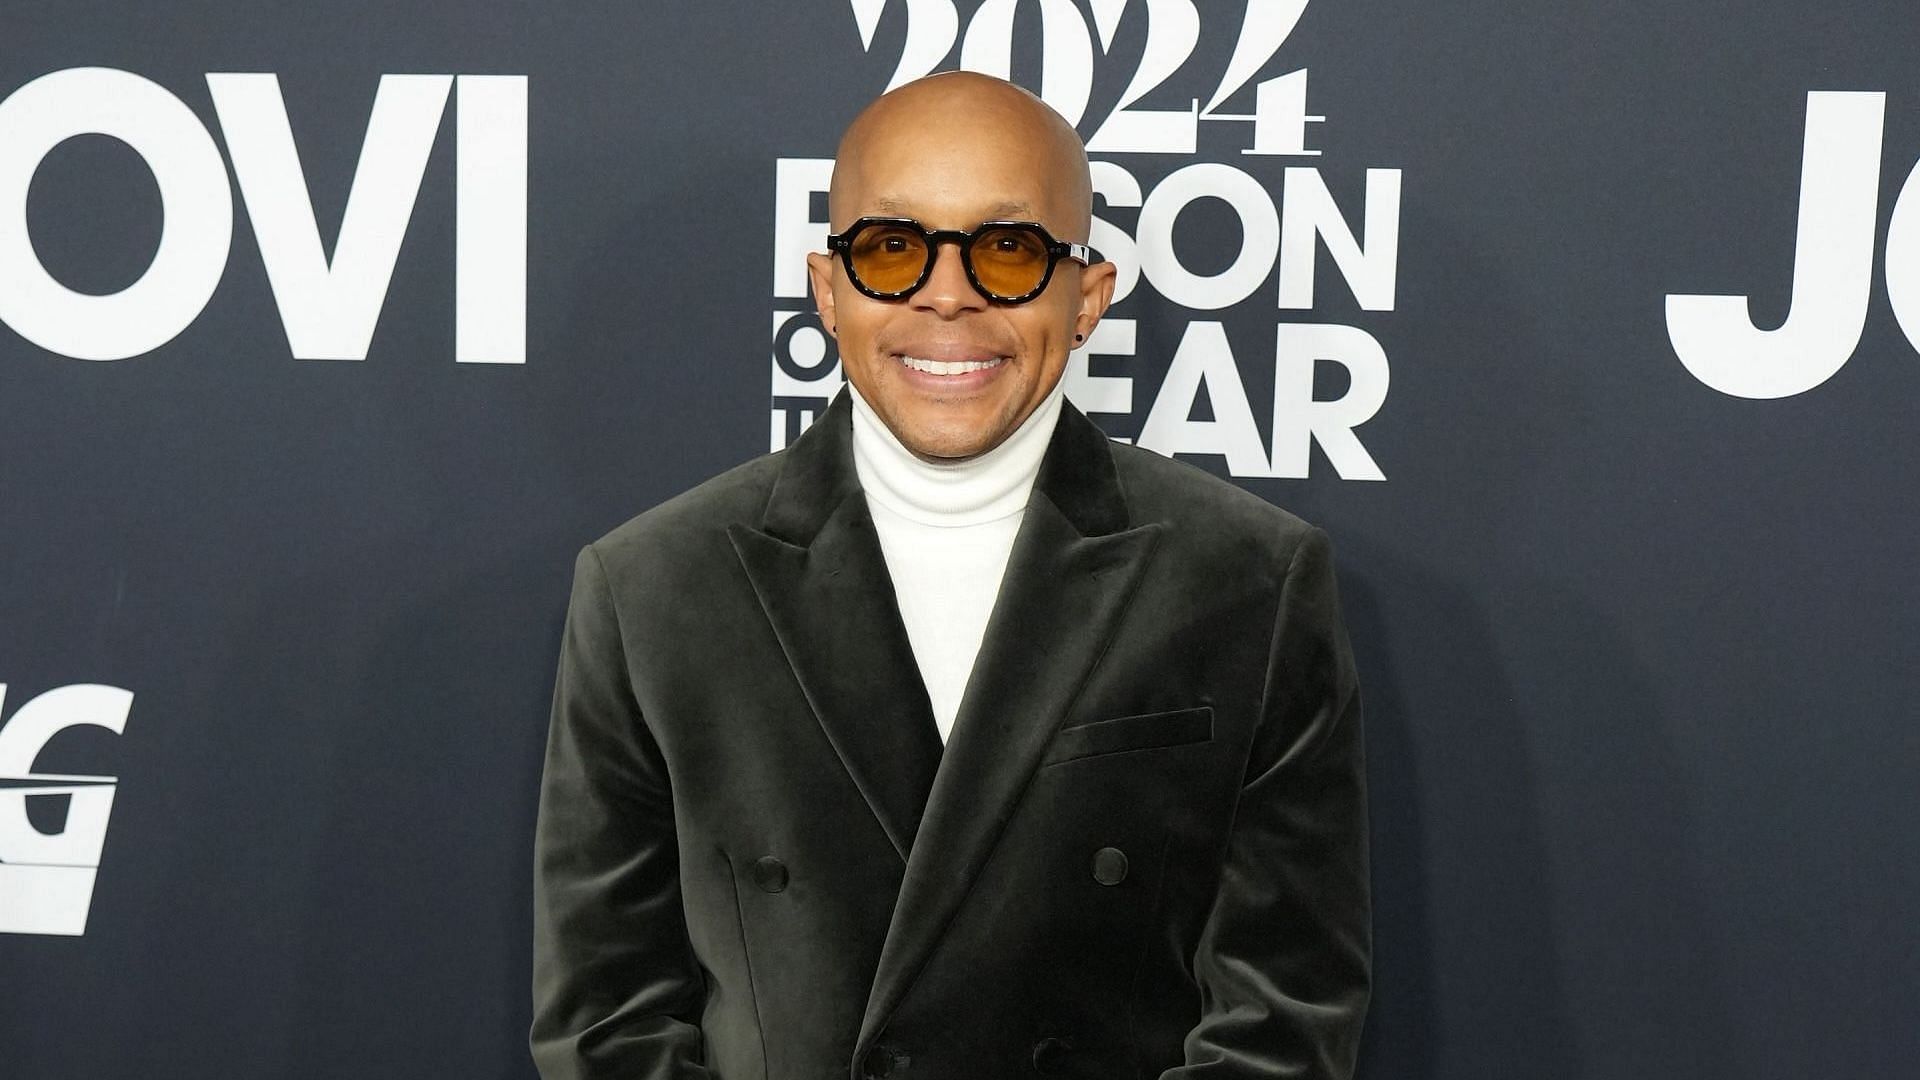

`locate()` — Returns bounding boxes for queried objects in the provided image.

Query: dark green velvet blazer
[531,387,1370,1080]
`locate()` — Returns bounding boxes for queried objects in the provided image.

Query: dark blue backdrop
[2,3,1914,1077]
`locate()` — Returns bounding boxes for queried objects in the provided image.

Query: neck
[847,379,1065,528]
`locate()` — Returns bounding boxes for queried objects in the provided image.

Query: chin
[901,431,991,461]
[896,415,1003,461]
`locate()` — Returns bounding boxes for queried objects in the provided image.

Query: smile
[896,355,1007,375]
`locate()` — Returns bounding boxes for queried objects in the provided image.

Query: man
[532,72,1370,1080]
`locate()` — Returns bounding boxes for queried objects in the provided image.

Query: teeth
[900,355,1005,375]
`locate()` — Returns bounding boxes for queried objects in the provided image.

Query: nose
[910,238,988,318]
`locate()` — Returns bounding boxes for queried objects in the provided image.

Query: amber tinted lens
[969,226,1051,298]
[847,224,930,294]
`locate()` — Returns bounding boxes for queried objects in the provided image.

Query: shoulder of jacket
[1107,439,1317,548]
[588,449,786,567]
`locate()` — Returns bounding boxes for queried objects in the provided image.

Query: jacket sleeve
[1161,526,1372,1079]
[531,543,714,1080]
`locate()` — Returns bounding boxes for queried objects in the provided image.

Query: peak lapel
[727,390,944,862]
[857,399,1164,1053]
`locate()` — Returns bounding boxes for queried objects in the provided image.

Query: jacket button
[1031,1035,1073,1073]
[751,855,788,892]
[862,1042,905,1078]
[1092,846,1128,886]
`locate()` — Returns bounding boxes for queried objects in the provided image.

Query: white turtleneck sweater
[847,378,1066,744]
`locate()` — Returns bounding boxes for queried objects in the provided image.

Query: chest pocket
[1039,705,1214,767]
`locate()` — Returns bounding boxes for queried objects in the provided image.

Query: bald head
[805,71,1116,463]
[828,71,1093,241]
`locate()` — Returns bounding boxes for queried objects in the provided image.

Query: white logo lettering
[0,68,232,362]
[772,1,1401,482]
[0,683,134,937]
[0,67,526,363]
[1666,91,1886,398]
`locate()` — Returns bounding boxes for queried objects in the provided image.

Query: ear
[806,251,839,337]
[1071,259,1118,344]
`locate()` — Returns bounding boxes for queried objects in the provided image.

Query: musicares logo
[769,0,1405,482]
[0,683,134,937]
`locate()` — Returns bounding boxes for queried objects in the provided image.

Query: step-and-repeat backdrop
[3,2,1914,1076]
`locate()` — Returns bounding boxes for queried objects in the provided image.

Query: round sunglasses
[825,217,1095,305]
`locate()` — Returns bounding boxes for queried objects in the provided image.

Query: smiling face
[806,73,1117,462]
